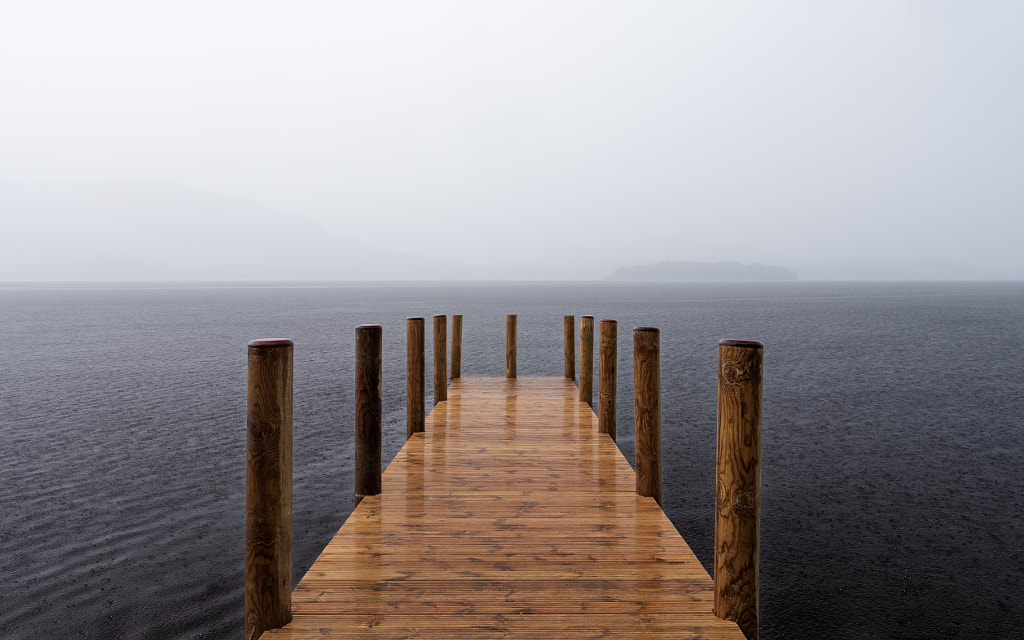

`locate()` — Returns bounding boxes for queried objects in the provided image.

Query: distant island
[607,260,798,281]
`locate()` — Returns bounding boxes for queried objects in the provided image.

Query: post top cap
[633,326,659,333]
[719,339,763,349]
[356,324,382,329]
[600,318,617,325]
[248,338,293,348]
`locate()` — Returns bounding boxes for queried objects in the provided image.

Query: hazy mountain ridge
[607,260,799,282]
[788,259,1010,281]
[3,181,1016,282]
[1,181,465,281]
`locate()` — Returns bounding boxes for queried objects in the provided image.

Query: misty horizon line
[4,180,1021,283]
[4,274,1022,286]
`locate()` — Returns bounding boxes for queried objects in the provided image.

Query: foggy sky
[2,2,1022,280]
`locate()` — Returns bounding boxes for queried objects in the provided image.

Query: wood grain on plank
[262,377,745,639]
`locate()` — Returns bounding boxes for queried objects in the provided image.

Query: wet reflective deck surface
[262,377,745,639]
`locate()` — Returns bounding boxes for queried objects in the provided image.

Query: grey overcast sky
[2,2,1022,279]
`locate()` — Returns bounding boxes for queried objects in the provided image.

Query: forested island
[607,260,798,281]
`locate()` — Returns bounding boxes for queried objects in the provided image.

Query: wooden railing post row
[580,315,594,406]
[633,327,662,506]
[564,315,575,380]
[433,315,447,404]
[451,314,463,379]
[506,314,517,378]
[355,325,382,507]
[245,339,293,640]
[598,319,617,440]
[714,340,763,640]
[407,317,425,438]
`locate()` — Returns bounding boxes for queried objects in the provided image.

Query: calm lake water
[1,281,1021,639]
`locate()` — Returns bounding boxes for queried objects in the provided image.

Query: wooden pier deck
[260,377,746,639]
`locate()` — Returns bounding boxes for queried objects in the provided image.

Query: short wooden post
[433,315,447,404]
[451,314,463,379]
[406,317,425,439]
[633,327,662,506]
[598,319,617,440]
[714,340,763,640]
[506,314,517,378]
[245,339,293,640]
[564,315,575,380]
[580,316,594,406]
[355,325,382,506]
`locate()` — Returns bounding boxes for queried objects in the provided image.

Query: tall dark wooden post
[598,319,617,440]
[564,315,576,380]
[407,317,425,438]
[355,325,382,506]
[245,339,293,640]
[433,315,447,404]
[506,314,517,378]
[580,316,594,406]
[633,327,662,506]
[714,340,763,640]
[451,314,463,379]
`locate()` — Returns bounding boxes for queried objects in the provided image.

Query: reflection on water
[0,281,1021,638]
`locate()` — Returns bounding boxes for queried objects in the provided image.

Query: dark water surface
[1,281,1021,639]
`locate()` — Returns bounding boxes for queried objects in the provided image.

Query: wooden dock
[259,377,747,639]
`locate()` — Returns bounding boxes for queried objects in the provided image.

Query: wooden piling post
[451,314,463,379]
[580,316,594,406]
[564,315,575,380]
[406,318,425,439]
[598,319,617,441]
[633,327,661,506]
[714,340,763,640]
[355,325,382,506]
[245,339,293,640]
[506,314,517,378]
[433,315,447,404]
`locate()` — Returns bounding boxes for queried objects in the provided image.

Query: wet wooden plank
[263,613,744,639]
[261,377,745,639]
